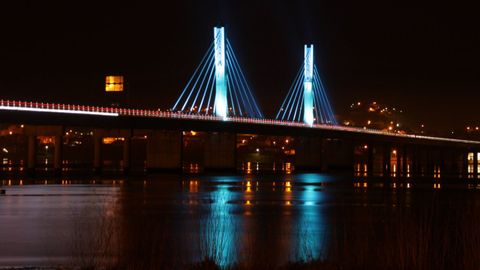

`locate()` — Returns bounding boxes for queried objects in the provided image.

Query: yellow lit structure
[105,76,124,92]
[102,137,125,144]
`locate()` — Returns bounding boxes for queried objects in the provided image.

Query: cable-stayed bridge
[0,27,479,177]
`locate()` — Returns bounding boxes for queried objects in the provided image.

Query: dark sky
[0,0,478,131]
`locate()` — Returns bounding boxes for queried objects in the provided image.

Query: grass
[64,189,480,270]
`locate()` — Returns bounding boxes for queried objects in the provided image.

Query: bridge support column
[425,147,438,177]
[383,145,391,177]
[146,131,182,172]
[374,145,385,177]
[453,150,463,178]
[54,135,63,175]
[204,132,236,172]
[123,135,131,174]
[462,151,469,178]
[367,145,374,177]
[394,147,401,177]
[409,146,416,177]
[441,149,454,178]
[402,146,408,177]
[295,137,323,171]
[452,150,463,178]
[322,139,354,173]
[421,147,431,177]
[27,135,36,174]
[93,133,103,173]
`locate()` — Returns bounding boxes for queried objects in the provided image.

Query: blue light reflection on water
[0,173,351,268]
[185,174,330,267]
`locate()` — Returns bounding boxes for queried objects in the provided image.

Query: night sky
[0,1,478,131]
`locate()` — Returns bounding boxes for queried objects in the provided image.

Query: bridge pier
[54,134,63,175]
[429,148,436,178]
[382,145,391,177]
[27,135,36,174]
[295,137,323,171]
[123,134,131,174]
[371,145,385,177]
[204,132,236,172]
[452,150,463,178]
[440,150,450,178]
[366,144,374,177]
[24,125,64,175]
[146,130,182,172]
[93,132,103,173]
[417,147,425,177]
[322,139,354,173]
[394,147,400,177]
[454,150,465,178]
[402,146,409,177]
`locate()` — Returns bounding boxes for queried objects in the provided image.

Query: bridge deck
[1,99,479,146]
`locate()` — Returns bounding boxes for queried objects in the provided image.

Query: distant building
[105,75,127,107]
[105,75,124,92]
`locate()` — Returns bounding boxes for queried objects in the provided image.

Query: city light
[0,105,118,117]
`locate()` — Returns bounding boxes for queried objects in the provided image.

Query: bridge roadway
[0,99,479,176]
[0,99,479,147]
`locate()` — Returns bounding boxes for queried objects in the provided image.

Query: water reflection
[200,180,237,266]
[2,174,480,269]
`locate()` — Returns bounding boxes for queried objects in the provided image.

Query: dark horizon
[0,0,478,131]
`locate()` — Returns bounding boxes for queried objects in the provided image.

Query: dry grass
[67,192,480,270]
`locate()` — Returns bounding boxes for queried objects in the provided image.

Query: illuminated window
[468,153,474,163]
[105,76,124,92]
[468,152,475,175]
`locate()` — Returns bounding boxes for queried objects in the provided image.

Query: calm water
[1,174,480,269]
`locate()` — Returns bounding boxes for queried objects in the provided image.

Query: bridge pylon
[213,27,227,118]
[172,27,263,119]
[303,45,314,125]
[276,44,337,125]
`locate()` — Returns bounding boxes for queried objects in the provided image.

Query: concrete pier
[123,135,131,173]
[27,135,36,173]
[204,132,236,171]
[93,133,102,173]
[295,137,323,171]
[1,124,477,177]
[146,131,182,171]
[54,135,63,174]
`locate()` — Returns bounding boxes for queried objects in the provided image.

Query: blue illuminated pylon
[213,27,228,118]
[276,44,337,125]
[172,27,263,119]
[303,45,314,126]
